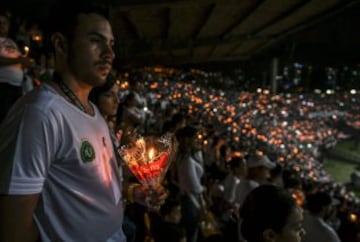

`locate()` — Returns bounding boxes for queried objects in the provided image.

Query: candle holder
[119,133,178,189]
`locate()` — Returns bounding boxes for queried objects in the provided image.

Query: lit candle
[24,46,30,57]
[148,148,155,161]
[349,213,357,223]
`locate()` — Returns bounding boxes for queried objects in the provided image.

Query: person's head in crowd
[247,155,275,182]
[0,11,10,37]
[305,191,339,220]
[171,113,187,131]
[268,163,284,187]
[162,112,187,134]
[47,0,114,87]
[283,175,302,190]
[123,91,137,107]
[241,185,305,242]
[89,74,119,120]
[219,143,231,162]
[175,126,199,154]
[228,156,247,178]
[161,119,173,134]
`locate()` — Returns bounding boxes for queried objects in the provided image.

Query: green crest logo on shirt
[80,140,95,163]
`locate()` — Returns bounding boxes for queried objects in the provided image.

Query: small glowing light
[32,34,42,42]
[350,89,357,95]
[326,89,334,95]
[349,213,357,223]
[291,190,304,206]
[256,88,262,93]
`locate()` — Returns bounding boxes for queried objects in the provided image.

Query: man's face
[0,15,10,37]
[67,13,115,87]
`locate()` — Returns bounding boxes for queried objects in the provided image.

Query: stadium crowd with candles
[1,4,360,242]
[115,67,360,241]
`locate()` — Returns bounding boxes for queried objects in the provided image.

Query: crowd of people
[1,1,360,242]
[113,68,360,242]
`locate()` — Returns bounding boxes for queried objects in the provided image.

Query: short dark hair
[175,126,198,152]
[228,156,245,170]
[240,185,297,242]
[46,0,110,41]
[306,191,333,214]
[175,126,197,142]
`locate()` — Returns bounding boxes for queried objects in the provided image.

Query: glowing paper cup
[119,133,178,188]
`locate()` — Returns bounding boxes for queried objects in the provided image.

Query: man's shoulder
[5,84,63,122]
[19,84,60,110]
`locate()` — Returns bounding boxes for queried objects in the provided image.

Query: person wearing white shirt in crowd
[219,156,247,242]
[0,1,166,241]
[175,126,205,242]
[236,154,275,241]
[302,191,341,242]
[234,154,275,206]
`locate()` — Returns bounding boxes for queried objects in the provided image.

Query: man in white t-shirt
[236,155,275,241]
[234,155,275,206]
[302,191,341,242]
[0,2,166,241]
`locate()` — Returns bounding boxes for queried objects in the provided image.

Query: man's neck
[60,72,92,104]
[53,71,94,115]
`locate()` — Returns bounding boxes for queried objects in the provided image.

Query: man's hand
[133,184,168,211]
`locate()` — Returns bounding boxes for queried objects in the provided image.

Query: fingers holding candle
[131,183,168,211]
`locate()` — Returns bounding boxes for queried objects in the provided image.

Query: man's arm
[0,194,40,242]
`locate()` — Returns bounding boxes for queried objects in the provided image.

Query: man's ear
[263,228,277,242]
[51,33,67,55]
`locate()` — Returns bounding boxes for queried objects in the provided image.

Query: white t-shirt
[221,173,241,204]
[302,212,341,242]
[234,179,259,206]
[177,153,204,195]
[0,84,125,242]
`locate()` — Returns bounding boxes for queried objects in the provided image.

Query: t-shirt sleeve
[0,105,57,195]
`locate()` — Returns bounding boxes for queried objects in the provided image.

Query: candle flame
[148,148,155,160]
